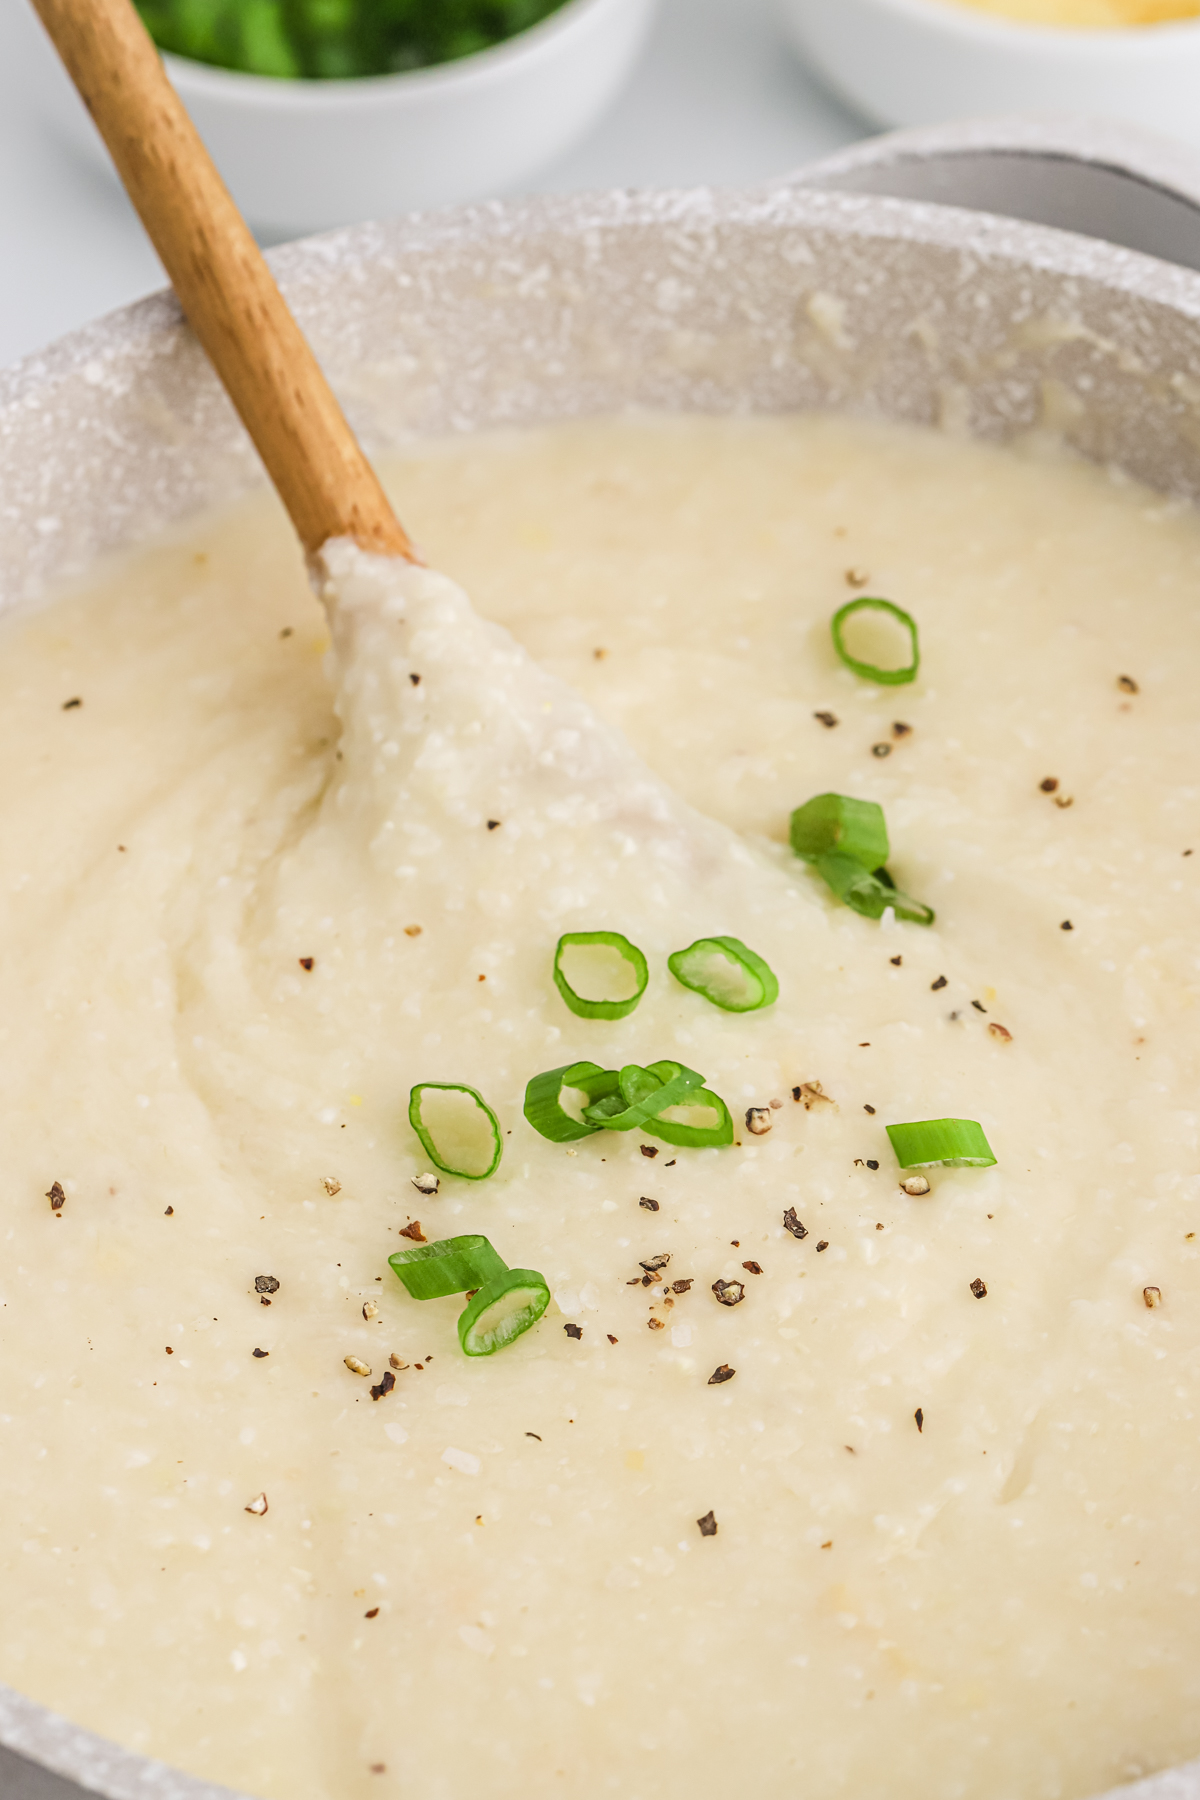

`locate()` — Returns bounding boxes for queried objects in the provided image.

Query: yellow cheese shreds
[944,0,1198,26]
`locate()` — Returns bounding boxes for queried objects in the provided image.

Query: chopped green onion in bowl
[133,0,571,81]
[553,930,649,1020]
[668,936,779,1012]
[459,1267,551,1356]
[886,1118,997,1169]
[831,596,920,686]
[389,1234,509,1300]
[790,793,889,869]
[409,1082,503,1180]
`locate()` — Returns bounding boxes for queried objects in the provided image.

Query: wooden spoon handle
[30,0,414,563]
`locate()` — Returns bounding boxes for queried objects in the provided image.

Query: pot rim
[4,176,1197,610]
[7,176,1200,425]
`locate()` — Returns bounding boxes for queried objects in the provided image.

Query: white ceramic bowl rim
[162,0,616,104]
[851,0,1200,47]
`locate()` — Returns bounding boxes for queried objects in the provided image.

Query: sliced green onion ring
[458,1267,551,1357]
[815,852,935,927]
[389,1234,509,1301]
[523,1061,617,1143]
[553,931,649,1021]
[886,1118,996,1169]
[612,1060,733,1148]
[668,936,779,1013]
[524,1059,734,1151]
[409,1082,503,1180]
[648,1087,734,1148]
[790,793,889,870]
[619,1064,664,1108]
[831,597,920,686]
[582,1061,705,1132]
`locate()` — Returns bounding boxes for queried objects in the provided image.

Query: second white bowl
[782,0,1200,148]
[30,0,658,233]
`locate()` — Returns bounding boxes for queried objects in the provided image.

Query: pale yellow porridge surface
[1,413,1200,1800]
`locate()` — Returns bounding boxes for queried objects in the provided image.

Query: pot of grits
[3,146,1200,1800]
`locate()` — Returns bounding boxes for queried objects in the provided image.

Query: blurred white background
[0,0,864,369]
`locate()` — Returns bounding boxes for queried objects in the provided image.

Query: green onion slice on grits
[389,1237,550,1359]
[886,1118,996,1169]
[523,1060,619,1142]
[458,1268,552,1358]
[582,1061,706,1132]
[409,1081,503,1179]
[815,853,935,927]
[831,596,920,686]
[525,1059,733,1149]
[552,930,649,1020]
[389,1235,508,1300]
[789,795,934,926]
[668,936,779,1012]
[643,1082,734,1148]
[789,793,890,869]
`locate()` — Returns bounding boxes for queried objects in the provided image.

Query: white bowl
[781,0,1200,148]
[27,0,658,234]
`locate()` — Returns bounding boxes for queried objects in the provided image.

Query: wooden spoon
[30,0,415,567]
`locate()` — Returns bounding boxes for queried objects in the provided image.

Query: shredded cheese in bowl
[944,0,1199,26]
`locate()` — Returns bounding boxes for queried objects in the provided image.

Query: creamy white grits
[1,412,1199,1800]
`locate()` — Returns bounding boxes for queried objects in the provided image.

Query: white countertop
[0,0,865,372]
